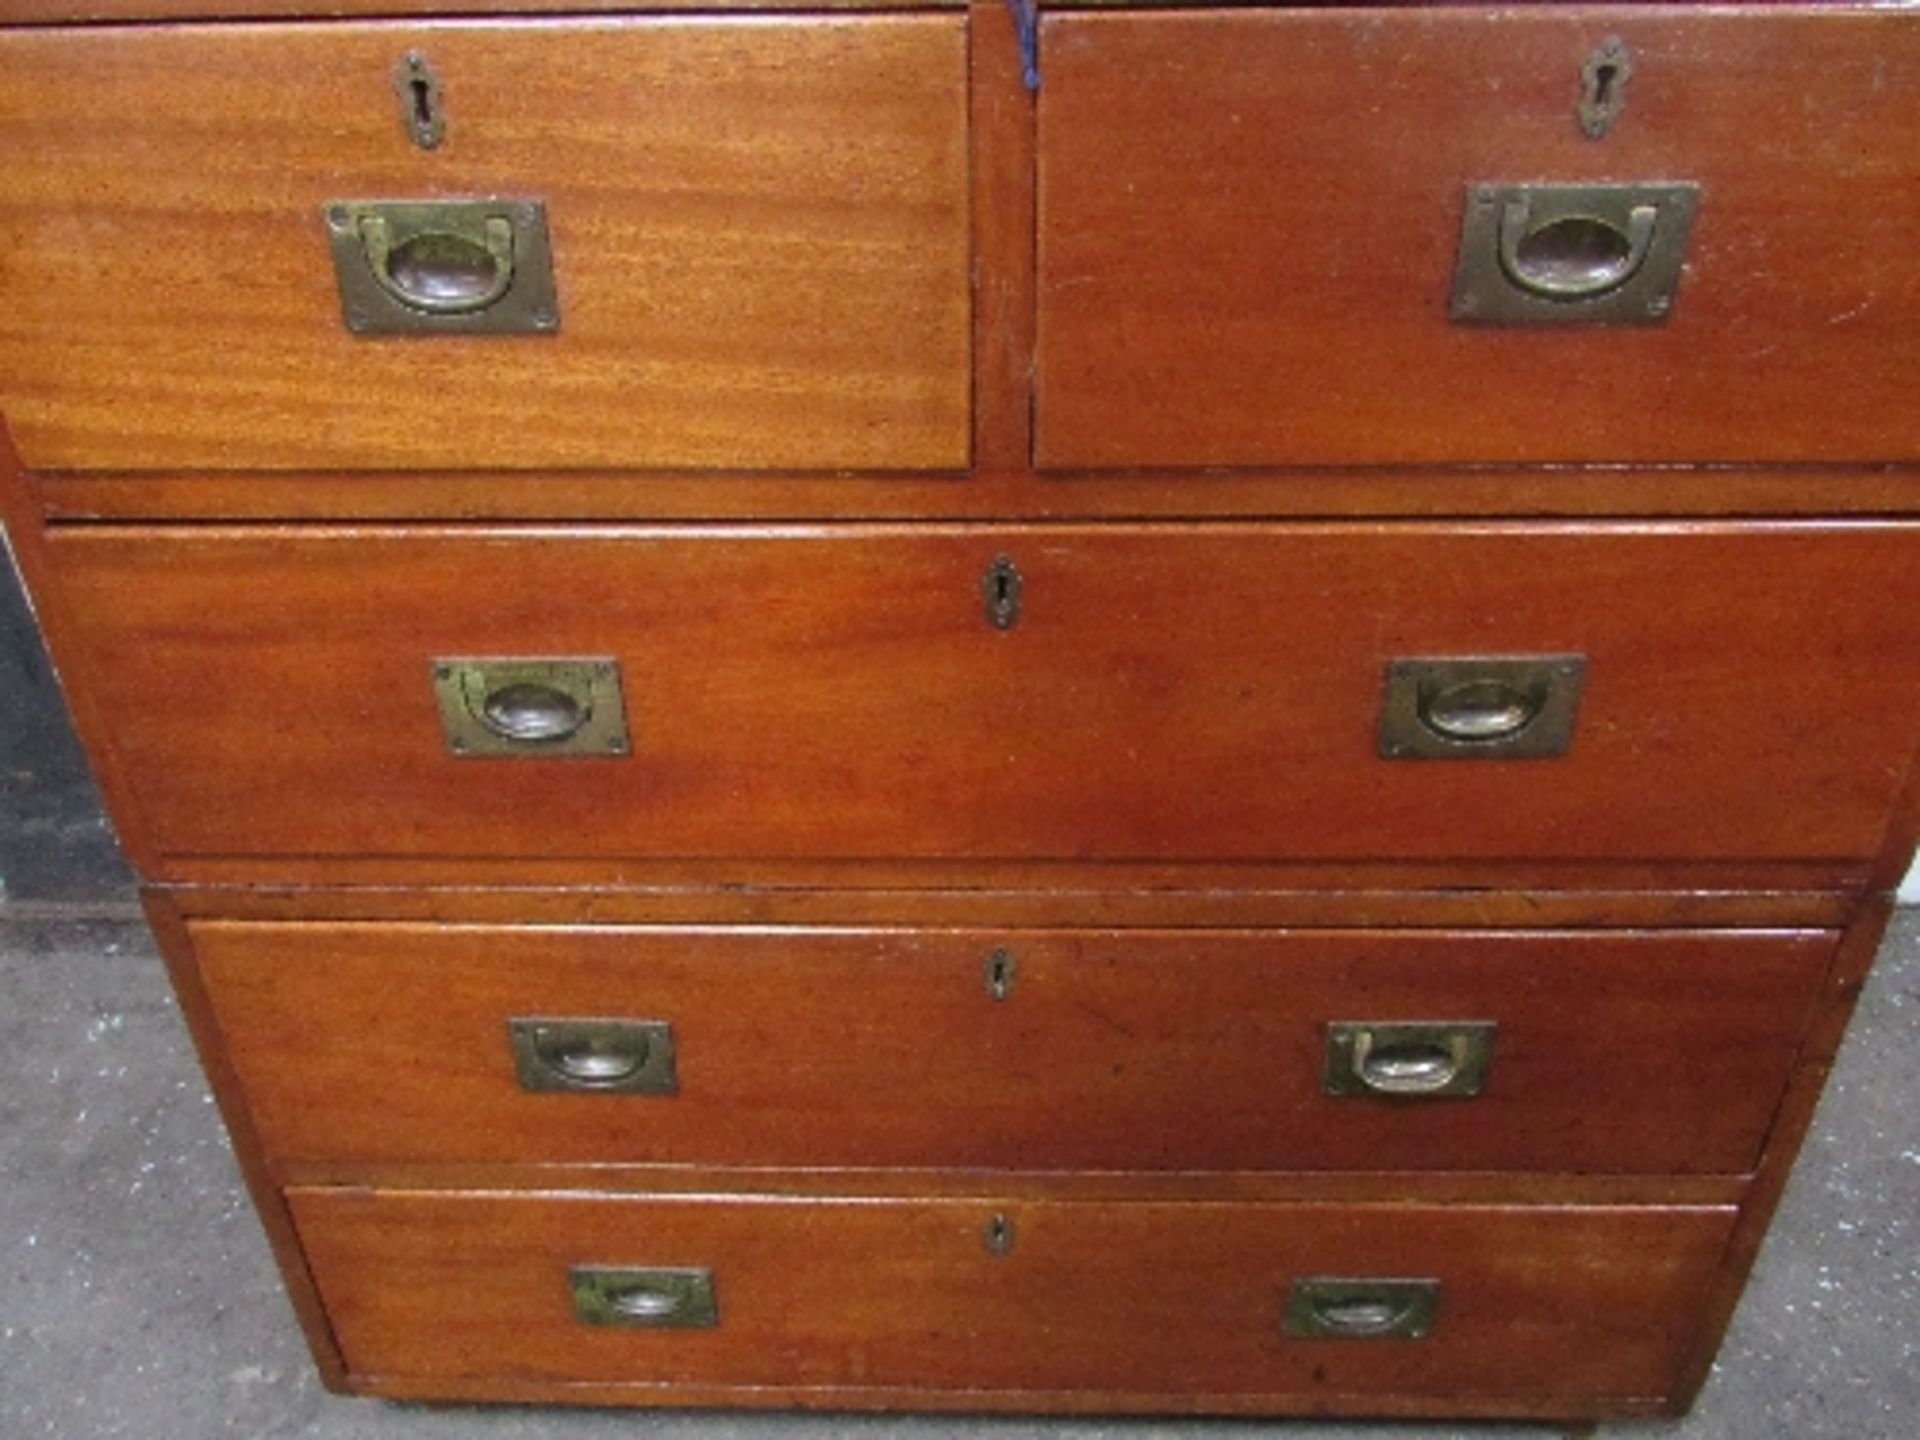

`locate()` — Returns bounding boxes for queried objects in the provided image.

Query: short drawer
[50,521,1920,871]
[1037,6,1920,468]
[201,921,1829,1176]
[0,17,968,472]
[289,1187,1734,1409]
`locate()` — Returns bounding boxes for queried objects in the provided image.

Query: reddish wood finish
[154,870,1864,928]
[45,521,1920,872]
[0,18,969,472]
[28,464,1920,527]
[288,1186,1735,1409]
[2,0,961,21]
[194,920,1832,1176]
[1036,7,1920,468]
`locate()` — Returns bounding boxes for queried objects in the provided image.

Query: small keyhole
[983,1212,1015,1257]
[410,76,435,129]
[395,52,445,149]
[983,947,1016,1001]
[1591,63,1618,109]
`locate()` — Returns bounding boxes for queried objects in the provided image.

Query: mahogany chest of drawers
[4,0,1918,1422]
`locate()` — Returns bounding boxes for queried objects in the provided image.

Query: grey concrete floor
[1,913,1914,1440]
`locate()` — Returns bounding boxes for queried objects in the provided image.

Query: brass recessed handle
[1323,1021,1496,1099]
[1379,656,1584,760]
[1284,1278,1441,1340]
[1498,199,1656,301]
[507,1018,678,1095]
[326,199,558,335]
[360,213,516,315]
[570,1266,717,1329]
[432,658,629,758]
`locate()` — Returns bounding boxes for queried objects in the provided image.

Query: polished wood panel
[155,870,1864,929]
[199,921,1830,1176]
[29,465,1920,526]
[0,18,968,471]
[289,1187,1734,1410]
[4,1,960,21]
[1037,7,1920,468]
[47,521,1920,870]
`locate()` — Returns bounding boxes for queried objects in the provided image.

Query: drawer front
[289,1187,1733,1405]
[200,921,1830,1175]
[52,522,1920,869]
[0,18,969,472]
[1037,7,1920,468]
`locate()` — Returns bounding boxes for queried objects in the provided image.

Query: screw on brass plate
[1577,36,1631,139]
[983,947,1016,1002]
[394,51,446,150]
[983,1212,1015,1257]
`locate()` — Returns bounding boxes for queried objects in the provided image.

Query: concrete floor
[1,912,1914,1440]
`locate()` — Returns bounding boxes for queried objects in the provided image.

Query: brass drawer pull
[1378,655,1584,759]
[1323,1021,1496,1099]
[570,1266,717,1329]
[325,199,560,335]
[432,658,629,758]
[509,1018,677,1095]
[1451,182,1697,325]
[1284,1278,1441,1340]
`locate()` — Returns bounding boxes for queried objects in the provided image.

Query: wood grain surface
[0,17,969,471]
[196,920,1832,1176]
[288,1186,1734,1408]
[45,521,1920,871]
[1037,6,1920,467]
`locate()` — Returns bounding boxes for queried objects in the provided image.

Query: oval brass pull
[1416,676,1545,744]
[507,1018,678,1095]
[607,1285,684,1321]
[1283,1277,1441,1340]
[477,680,589,744]
[1312,1295,1415,1336]
[570,1265,717,1328]
[534,1028,648,1087]
[1324,1021,1496,1099]
[360,213,516,315]
[1357,1039,1460,1092]
[1498,199,1656,301]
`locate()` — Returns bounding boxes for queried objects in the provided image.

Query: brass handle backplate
[1451,182,1697,325]
[1378,655,1585,760]
[1283,1277,1441,1340]
[508,1017,677,1095]
[325,198,559,335]
[432,657,629,758]
[570,1266,716,1328]
[1323,1021,1496,1099]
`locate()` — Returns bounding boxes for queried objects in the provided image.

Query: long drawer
[1036,5,1920,468]
[50,521,1920,870]
[0,17,970,472]
[199,920,1830,1176]
[289,1187,1735,1409]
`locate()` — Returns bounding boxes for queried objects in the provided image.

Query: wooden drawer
[0,17,969,472]
[289,1186,1734,1410]
[51,521,1920,872]
[200,920,1829,1176]
[1036,6,1920,469]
